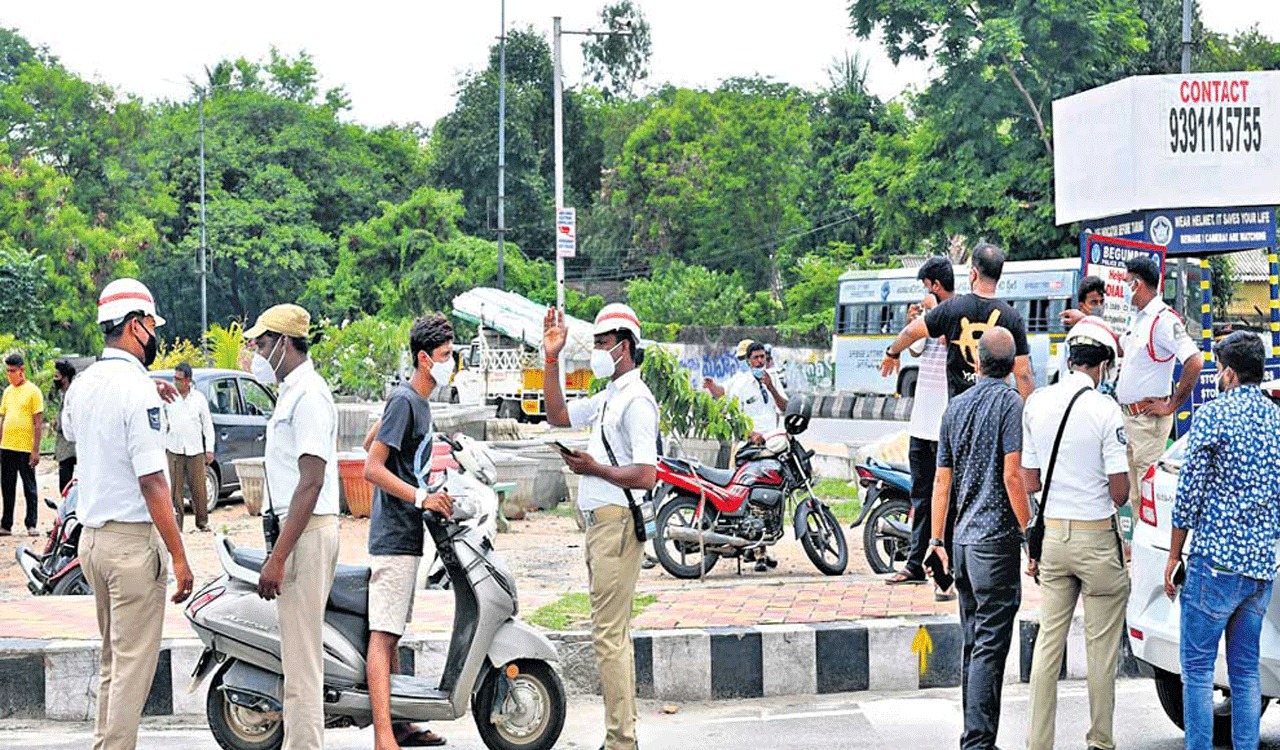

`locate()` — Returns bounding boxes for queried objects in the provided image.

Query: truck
[451,288,594,421]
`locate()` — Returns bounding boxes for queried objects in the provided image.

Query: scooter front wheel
[473,659,566,750]
[207,667,283,750]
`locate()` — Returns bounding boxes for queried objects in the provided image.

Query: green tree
[626,258,749,328]
[581,0,653,98]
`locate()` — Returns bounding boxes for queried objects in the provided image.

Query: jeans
[905,437,937,577]
[1,448,38,531]
[954,539,1022,750]
[1179,554,1274,750]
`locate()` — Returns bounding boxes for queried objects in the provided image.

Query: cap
[1065,316,1119,357]
[97,278,165,327]
[244,304,311,340]
[735,339,755,360]
[593,303,642,341]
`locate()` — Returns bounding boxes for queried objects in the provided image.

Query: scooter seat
[227,544,369,616]
[885,462,911,476]
[694,464,736,487]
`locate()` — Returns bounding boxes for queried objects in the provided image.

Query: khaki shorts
[368,554,420,636]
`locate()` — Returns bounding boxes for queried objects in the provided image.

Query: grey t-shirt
[368,385,433,556]
[937,377,1024,545]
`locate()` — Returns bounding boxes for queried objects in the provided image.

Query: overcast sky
[4,1,1279,128]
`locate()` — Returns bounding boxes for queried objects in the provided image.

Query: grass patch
[542,503,579,518]
[528,592,659,630]
[812,478,861,523]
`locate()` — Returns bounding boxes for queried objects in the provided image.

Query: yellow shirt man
[1,380,43,453]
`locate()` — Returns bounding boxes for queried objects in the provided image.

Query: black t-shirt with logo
[924,293,1030,397]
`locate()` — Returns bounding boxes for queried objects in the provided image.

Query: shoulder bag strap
[597,400,639,509]
[1040,386,1092,515]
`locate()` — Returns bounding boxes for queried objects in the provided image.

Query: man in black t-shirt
[881,244,1035,400]
[362,314,456,750]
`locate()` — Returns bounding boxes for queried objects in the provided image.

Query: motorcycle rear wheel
[862,498,912,575]
[51,568,91,596]
[653,495,720,579]
[797,501,849,576]
[473,659,567,750]
[207,667,283,750]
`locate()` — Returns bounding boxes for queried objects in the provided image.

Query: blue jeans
[1179,554,1275,750]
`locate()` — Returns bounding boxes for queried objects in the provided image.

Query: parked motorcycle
[15,481,90,596]
[651,396,849,578]
[186,434,566,750]
[849,459,914,575]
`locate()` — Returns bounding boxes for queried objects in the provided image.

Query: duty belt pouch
[262,470,280,552]
[1027,386,1091,562]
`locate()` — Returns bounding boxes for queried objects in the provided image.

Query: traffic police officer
[245,303,340,750]
[543,303,659,750]
[63,278,194,750]
[1022,317,1131,750]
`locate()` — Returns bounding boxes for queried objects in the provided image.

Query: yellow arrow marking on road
[911,626,933,677]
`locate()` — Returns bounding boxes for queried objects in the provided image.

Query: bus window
[1027,298,1068,333]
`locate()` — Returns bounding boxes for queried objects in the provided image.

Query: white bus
[832,257,1199,396]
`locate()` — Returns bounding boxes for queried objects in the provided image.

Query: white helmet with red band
[1065,316,1118,360]
[593,303,642,341]
[97,278,165,327]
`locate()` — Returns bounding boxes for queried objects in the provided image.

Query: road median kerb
[0,609,1146,720]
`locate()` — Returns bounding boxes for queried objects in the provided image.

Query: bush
[311,317,411,399]
[205,322,250,371]
[641,346,750,442]
[151,337,205,371]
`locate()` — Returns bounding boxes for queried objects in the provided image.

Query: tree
[626,258,749,328]
[582,0,653,98]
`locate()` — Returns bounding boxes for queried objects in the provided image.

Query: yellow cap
[243,304,311,339]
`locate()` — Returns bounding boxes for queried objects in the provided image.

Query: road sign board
[556,207,576,258]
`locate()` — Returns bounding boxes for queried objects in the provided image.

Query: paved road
[3,679,1270,749]
[805,418,901,446]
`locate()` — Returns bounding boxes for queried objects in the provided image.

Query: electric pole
[497,0,507,290]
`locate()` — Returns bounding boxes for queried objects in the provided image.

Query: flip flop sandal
[398,729,447,747]
[885,570,927,585]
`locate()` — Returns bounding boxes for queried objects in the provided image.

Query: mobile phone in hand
[1172,559,1187,588]
[552,440,575,455]
[925,549,954,592]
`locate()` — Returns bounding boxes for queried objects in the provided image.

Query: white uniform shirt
[1021,371,1130,521]
[61,348,168,528]
[908,336,948,442]
[1115,297,1200,405]
[568,369,660,511]
[725,370,786,434]
[164,388,214,456]
[264,359,339,518]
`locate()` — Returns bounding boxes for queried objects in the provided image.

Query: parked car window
[239,378,275,417]
[208,378,242,415]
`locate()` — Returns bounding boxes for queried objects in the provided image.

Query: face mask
[751,366,766,381]
[590,342,623,380]
[251,337,284,385]
[430,356,454,386]
[134,321,158,367]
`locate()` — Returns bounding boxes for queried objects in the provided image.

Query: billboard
[1054,72,1280,225]
[1080,234,1166,338]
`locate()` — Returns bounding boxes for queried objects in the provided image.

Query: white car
[1127,383,1280,743]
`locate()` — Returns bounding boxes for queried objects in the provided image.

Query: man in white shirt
[705,342,788,443]
[245,303,339,750]
[63,278,193,750]
[164,362,215,531]
[544,303,658,750]
[1022,317,1131,750]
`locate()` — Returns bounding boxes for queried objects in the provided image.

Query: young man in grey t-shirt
[362,314,455,750]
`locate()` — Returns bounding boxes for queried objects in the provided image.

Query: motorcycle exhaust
[667,526,750,547]
[876,517,912,541]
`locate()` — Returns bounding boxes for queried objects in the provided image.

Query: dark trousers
[58,457,76,495]
[906,437,938,576]
[954,539,1022,750]
[1,448,38,531]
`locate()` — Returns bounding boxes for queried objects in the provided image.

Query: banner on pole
[1080,234,1167,338]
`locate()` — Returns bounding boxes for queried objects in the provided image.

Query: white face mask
[590,342,623,380]
[430,356,455,387]
[251,337,284,385]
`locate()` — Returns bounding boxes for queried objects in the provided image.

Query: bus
[832,257,1198,396]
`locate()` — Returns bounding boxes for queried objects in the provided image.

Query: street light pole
[497,0,507,290]
[199,91,208,348]
[1181,0,1192,74]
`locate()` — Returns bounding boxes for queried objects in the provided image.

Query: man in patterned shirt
[1165,331,1280,750]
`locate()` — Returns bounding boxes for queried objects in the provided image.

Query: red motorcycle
[651,397,848,578]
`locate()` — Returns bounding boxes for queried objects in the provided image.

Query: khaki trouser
[584,505,643,750]
[278,514,339,750]
[1122,410,1174,506]
[1028,518,1130,750]
[167,451,209,531]
[81,522,168,750]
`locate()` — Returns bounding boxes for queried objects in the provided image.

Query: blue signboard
[1081,205,1276,256]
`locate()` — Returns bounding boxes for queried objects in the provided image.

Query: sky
[4,1,1279,128]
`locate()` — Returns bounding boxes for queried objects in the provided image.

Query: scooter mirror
[44,497,57,510]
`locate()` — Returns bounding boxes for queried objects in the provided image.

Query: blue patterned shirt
[1173,385,1280,580]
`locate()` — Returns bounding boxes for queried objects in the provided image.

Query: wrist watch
[415,486,429,507]
[929,538,945,547]
[885,345,901,359]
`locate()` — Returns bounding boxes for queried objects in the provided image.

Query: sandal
[885,569,927,585]
[397,729,446,747]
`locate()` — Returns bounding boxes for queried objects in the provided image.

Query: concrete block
[650,629,711,702]
[893,397,914,421]
[874,395,892,421]
[44,643,94,721]
[410,634,451,682]
[757,624,816,697]
[859,396,878,420]
[1065,612,1088,679]
[817,395,834,419]
[168,642,210,716]
[864,619,920,691]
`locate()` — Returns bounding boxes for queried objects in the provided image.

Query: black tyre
[1152,666,1269,747]
[862,498,912,575]
[207,666,283,750]
[51,568,92,596]
[653,494,720,579]
[473,659,566,750]
[897,367,919,398]
[797,500,848,576]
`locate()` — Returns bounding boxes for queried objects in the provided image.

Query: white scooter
[186,434,564,750]
[424,433,500,589]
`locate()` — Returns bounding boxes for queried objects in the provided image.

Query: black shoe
[765,556,778,569]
